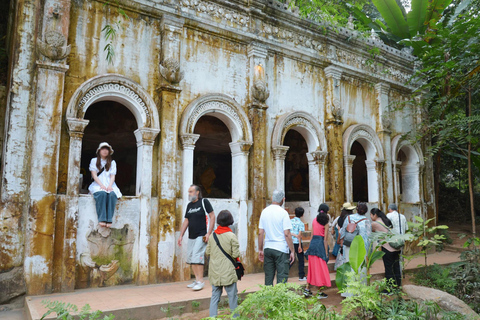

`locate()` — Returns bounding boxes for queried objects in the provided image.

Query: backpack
[343,216,367,247]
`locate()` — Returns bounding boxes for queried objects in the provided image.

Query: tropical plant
[40,300,115,320]
[100,0,130,64]
[405,216,449,273]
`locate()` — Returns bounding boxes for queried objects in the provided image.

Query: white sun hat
[96,142,114,155]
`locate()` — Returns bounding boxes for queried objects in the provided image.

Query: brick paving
[26,251,461,320]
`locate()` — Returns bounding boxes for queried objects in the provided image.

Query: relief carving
[251,79,270,103]
[37,31,71,61]
[159,57,184,84]
[180,0,250,27]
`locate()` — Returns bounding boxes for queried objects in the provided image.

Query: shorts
[187,236,207,265]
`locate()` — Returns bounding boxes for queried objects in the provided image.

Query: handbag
[212,233,245,280]
[376,219,405,250]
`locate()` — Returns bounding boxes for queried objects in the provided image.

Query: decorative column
[247,42,269,271]
[324,65,344,214]
[57,118,89,293]
[375,83,393,208]
[307,150,328,211]
[134,128,160,285]
[178,133,199,279]
[401,163,421,203]
[24,1,72,295]
[375,160,385,206]
[344,155,356,203]
[157,14,184,283]
[230,141,252,258]
[393,160,402,203]
[365,160,379,203]
[272,146,290,192]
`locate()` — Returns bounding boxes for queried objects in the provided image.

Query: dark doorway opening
[80,101,138,196]
[351,141,368,202]
[397,149,407,196]
[193,115,232,199]
[284,130,309,202]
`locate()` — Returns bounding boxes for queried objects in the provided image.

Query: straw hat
[342,202,356,210]
[96,142,114,155]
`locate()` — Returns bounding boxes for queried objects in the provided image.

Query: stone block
[0,267,26,304]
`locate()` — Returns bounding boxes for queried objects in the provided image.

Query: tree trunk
[467,87,476,235]
[434,151,441,223]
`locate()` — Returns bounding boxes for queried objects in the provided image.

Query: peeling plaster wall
[0,0,436,300]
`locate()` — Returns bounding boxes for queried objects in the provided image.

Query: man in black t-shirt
[178,184,215,291]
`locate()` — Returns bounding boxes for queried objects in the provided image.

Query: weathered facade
[0,0,435,307]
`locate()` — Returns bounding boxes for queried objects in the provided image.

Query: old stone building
[0,0,435,307]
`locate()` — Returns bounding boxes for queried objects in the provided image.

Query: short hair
[356,202,368,215]
[295,207,305,218]
[190,184,203,199]
[217,210,234,227]
[272,190,285,203]
[316,212,330,226]
[388,203,398,211]
[318,203,329,213]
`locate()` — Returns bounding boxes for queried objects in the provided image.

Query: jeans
[382,247,402,287]
[93,191,118,223]
[209,283,238,318]
[289,243,305,278]
[264,248,290,285]
[332,228,340,257]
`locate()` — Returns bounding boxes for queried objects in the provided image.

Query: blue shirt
[290,217,305,244]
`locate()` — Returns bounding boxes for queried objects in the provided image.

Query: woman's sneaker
[317,292,328,299]
[192,281,205,291]
[187,281,197,288]
[299,277,307,281]
[303,289,313,298]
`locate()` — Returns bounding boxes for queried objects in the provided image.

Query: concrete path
[25,251,461,320]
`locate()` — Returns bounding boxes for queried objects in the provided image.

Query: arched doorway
[193,115,232,199]
[80,101,138,196]
[284,130,309,202]
[351,141,368,202]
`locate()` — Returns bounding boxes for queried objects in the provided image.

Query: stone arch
[391,135,424,204]
[343,124,384,203]
[271,111,328,209]
[66,74,160,131]
[179,93,253,143]
[272,111,326,153]
[343,124,384,161]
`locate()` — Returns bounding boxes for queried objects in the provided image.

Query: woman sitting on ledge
[89,142,122,228]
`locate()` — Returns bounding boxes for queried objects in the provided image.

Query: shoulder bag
[212,233,245,280]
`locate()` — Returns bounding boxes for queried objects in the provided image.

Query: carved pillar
[375,160,385,207]
[54,118,89,293]
[247,42,269,271]
[306,151,328,211]
[324,65,344,214]
[272,146,290,192]
[178,133,199,279]
[157,14,184,283]
[344,155,356,203]
[134,128,160,285]
[393,161,402,203]
[375,83,393,208]
[25,0,72,295]
[230,141,252,259]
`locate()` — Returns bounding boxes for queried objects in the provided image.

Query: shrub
[412,263,457,294]
[40,300,114,320]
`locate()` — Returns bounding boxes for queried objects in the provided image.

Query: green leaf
[424,0,453,27]
[372,0,410,38]
[366,250,385,270]
[407,0,428,36]
[349,235,367,273]
[335,262,352,291]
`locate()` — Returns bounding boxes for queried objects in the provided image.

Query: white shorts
[187,236,207,265]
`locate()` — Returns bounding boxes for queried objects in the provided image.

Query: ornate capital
[375,82,390,96]
[324,66,343,80]
[160,57,184,85]
[37,31,71,61]
[272,146,289,161]
[344,155,356,167]
[230,141,253,156]
[66,118,89,139]
[306,150,328,164]
[134,128,160,146]
[161,15,184,34]
[180,133,200,150]
[381,114,392,131]
[247,42,268,59]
